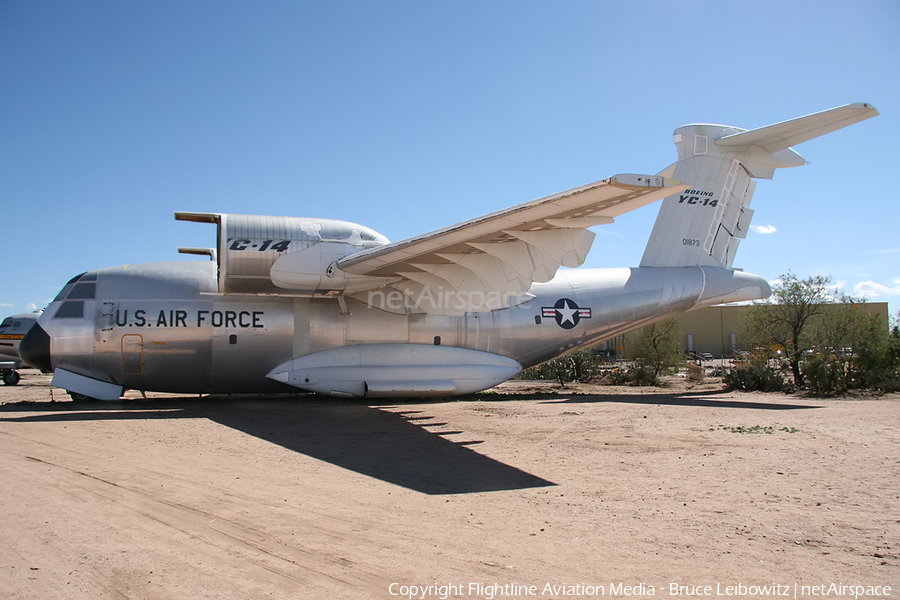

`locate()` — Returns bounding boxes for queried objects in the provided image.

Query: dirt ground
[0,370,897,599]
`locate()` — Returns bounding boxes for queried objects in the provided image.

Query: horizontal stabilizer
[641,102,878,269]
[716,103,878,153]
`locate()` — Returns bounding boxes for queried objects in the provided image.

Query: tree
[741,272,831,387]
[888,312,900,366]
[803,296,893,394]
[625,317,682,385]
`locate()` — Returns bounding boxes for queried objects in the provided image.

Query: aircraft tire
[68,391,99,403]
[2,370,20,386]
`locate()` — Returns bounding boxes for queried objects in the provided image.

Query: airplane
[19,103,878,402]
[0,311,41,385]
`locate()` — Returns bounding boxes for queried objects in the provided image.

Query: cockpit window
[53,301,84,319]
[51,271,97,318]
[54,272,88,302]
[358,227,389,244]
[0,317,12,328]
[52,271,99,302]
[53,285,74,302]
[317,223,352,241]
[67,283,97,300]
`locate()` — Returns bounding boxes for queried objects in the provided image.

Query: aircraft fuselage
[0,312,40,385]
[22,260,767,396]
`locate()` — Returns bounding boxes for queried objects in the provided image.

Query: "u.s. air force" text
[115,309,264,329]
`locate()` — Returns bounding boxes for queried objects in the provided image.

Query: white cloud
[26,303,39,311]
[750,224,777,234]
[824,281,846,302]
[0,303,12,308]
[854,279,900,299]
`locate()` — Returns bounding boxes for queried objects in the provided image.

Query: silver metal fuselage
[0,312,40,370]
[32,260,764,395]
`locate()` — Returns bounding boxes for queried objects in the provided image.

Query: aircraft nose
[19,323,52,372]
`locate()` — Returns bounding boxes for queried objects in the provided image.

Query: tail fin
[640,103,878,268]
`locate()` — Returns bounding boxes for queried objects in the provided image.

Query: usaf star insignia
[541,298,591,329]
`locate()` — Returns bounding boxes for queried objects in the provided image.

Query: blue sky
[2,0,897,315]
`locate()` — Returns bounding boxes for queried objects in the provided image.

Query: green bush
[515,350,601,384]
[861,368,900,393]
[629,364,661,386]
[802,355,846,396]
[603,368,632,385]
[724,360,786,392]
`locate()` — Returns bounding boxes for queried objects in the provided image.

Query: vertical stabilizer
[640,103,878,268]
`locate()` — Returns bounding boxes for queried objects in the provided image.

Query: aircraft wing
[335,174,686,313]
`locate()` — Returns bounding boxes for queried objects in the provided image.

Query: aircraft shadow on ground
[0,397,555,495]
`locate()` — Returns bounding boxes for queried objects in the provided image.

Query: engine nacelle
[269,242,398,293]
[175,212,389,294]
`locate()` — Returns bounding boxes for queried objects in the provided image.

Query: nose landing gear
[2,369,20,386]
[68,390,99,402]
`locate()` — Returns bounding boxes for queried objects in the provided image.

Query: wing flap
[468,240,558,284]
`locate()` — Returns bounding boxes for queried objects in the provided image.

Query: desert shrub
[724,360,786,392]
[628,364,661,386]
[860,368,900,392]
[602,367,632,385]
[515,350,601,384]
[802,354,846,396]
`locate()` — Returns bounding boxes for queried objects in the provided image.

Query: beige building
[597,302,890,359]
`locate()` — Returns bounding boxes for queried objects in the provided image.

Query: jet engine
[175,212,390,294]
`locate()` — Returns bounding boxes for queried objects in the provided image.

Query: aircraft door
[121,334,144,375]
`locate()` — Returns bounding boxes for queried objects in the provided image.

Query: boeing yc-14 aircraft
[20,103,878,401]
